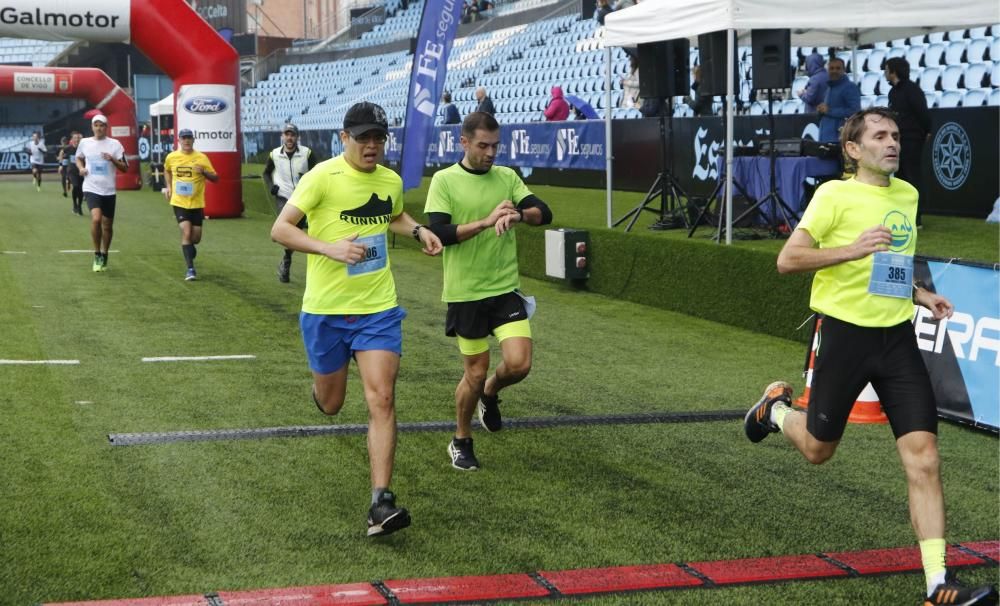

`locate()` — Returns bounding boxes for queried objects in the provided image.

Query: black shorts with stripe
[445,291,527,339]
[807,315,938,442]
[173,206,204,226]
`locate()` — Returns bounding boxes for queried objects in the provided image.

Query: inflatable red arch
[0,65,142,190]
[0,0,242,217]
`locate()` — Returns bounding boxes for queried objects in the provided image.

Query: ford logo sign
[184,96,228,114]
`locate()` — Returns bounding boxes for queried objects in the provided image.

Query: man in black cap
[263,123,317,282]
[270,102,442,537]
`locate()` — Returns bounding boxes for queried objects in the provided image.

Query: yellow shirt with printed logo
[288,155,403,315]
[796,177,918,327]
[164,150,215,210]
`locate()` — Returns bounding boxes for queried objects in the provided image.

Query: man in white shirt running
[76,115,128,273]
[26,132,46,192]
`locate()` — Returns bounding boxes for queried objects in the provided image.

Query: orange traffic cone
[796,317,888,425]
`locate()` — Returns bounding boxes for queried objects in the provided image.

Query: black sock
[101,252,108,264]
[191,244,197,260]
[372,487,388,505]
[182,244,195,269]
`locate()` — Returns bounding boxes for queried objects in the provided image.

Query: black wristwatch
[412,224,425,240]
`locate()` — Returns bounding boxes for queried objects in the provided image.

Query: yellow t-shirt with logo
[288,155,403,315]
[164,150,215,210]
[796,177,918,327]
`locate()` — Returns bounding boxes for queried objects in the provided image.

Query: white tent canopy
[149,93,173,118]
[601,0,998,242]
[603,0,999,48]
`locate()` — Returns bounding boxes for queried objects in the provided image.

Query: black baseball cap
[178,128,194,138]
[283,123,299,135]
[343,102,388,137]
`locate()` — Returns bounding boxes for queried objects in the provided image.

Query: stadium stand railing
[0,38,73,66]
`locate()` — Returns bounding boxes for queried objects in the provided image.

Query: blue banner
[389,121,606,171]
[914,258,999,432]
[400,0,463,190]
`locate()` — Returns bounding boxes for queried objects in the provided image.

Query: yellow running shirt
[288,155,403,315]
[796,177,918,327]
[163,150,215,210]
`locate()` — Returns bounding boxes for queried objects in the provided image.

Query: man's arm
[75,146,87,175]
[270,203,367,265]
[262,156,277,195]
[388,211,443,256]
[305,149,318,171]
[914,286,954,320]
[163,163,173,201]
[494,194,553,235]
[909,83,932,136]
[426,201,518,244]
[775,225,892,274]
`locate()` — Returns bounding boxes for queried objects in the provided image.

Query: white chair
[964,63,989,89]
[923,43,946,67]
[988,88,1000,106]
[919,67,941,92]
[944,40,968,66]
[940,65,963,91]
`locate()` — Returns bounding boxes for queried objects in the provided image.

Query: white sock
[769,402,792,430]
[927,570,947,597]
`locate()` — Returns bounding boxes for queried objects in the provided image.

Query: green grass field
[1,173,996,605]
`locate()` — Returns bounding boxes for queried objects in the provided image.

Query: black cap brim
[346,124,388,138]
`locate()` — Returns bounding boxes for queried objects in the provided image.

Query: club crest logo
[882,210,913,252]
[932,122,971,191]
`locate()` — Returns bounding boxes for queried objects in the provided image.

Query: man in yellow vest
[164,128,218,281]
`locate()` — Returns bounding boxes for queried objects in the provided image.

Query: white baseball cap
[91,114,108,125]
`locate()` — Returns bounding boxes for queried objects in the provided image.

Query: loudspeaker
[751,29,792,89]
[697,30,739,97]
[638,39,690,99]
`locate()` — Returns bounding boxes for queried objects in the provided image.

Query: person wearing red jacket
[543,86,570,121]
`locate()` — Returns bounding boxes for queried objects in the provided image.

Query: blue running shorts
[300,306,406,374]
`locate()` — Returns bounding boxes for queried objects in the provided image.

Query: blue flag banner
[400,0,463,190]
[389,121,606,171]
[913,257,999,432]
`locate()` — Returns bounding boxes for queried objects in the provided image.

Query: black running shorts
[807,315,938,442]
[85,192,117,218]
[445,291,527,339]
[173,206,204,226]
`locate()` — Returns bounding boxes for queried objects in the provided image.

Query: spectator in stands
[685,65,714,116]
[76,114,128,273]
[475,87,496,115]
[163,129,218,281]
[817,57,861,142]
[56,136,70,199]
[543,86,570,121]
[463,0,479,23]
[270,101,441,538]
[886,57,931,228]
[65,131,84,216]
[422,111,553,472]
[621,56,641,109]
[478,0,494,14]
[441,92,461,124]
[263,123,318,283]
[797,52,829,113]
[26,131,46,192]
[594,0,613,25]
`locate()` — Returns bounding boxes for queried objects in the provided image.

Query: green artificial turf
[0,175,995,605]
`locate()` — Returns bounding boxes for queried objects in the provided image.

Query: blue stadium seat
[919,67,941,92]
[944,40,968,66]
[940,65,963,90]
[989,88,1000,106]
[860,72,880,95]
[905,45,925,68]
[924,91,940,108]
[937,90,962,107]
[964,63,989,89]
[962,89,987,106]
[865,49,887,72]
[923,43,946,67]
